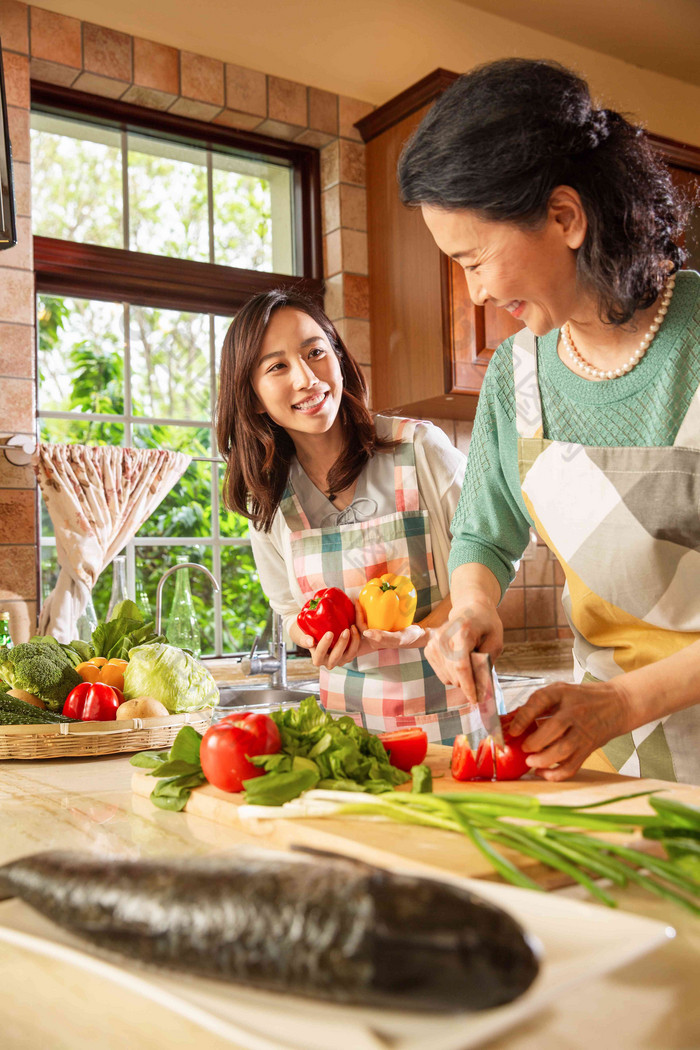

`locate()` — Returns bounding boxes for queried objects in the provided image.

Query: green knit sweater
[449,269,700,596]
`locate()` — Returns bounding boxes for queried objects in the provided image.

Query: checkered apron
[513,327,700,781]
[279,417,480,743]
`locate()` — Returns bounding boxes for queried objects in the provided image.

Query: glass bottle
[0,611,13,649]
[135,576,153,622]
[166,557,201,657]
[76,594,98,643]
[106,555,129,621]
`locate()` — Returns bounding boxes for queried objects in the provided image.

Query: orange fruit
[76,661,101,683]
[99,664,125,692]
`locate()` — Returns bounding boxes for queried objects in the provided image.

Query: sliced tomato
[451,714,531,782]
[451,734,479,780]
[378,727,429,771]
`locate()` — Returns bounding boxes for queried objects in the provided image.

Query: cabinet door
[445,257,524,395]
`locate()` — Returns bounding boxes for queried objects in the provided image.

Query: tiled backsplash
[0,2,568,644]
[426,419,572,644]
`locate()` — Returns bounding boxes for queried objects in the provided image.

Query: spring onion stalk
[283,788,700,913]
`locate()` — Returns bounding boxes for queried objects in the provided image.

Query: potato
[7,688,46,709]
[116,697,170,720]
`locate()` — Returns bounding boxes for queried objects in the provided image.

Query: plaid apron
[513,328,700,781]
[279,417,480,743]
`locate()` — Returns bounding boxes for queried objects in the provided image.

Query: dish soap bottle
[166,557,201,657]
[106,555,129,621]
[0,610,13,649]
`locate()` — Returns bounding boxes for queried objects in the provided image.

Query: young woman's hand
[288,621,363,670]
[356,602,426,651]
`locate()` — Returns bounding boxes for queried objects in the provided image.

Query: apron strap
[673,383,700,451]
[512,328,544,439]
[391,417,422,513]
[278,485,310,532]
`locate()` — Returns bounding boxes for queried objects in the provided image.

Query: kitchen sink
[215,679,320,718]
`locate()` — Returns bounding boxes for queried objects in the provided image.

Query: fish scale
[0,847,539,1012]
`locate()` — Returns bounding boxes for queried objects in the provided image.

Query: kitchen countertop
[205,640,577,687]
[1,747,698,1049]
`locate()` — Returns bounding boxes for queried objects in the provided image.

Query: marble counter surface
[1,749,699,1050]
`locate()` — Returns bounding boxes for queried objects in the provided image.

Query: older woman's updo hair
[398,58,687,325]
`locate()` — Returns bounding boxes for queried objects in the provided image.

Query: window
[32,84,322,656]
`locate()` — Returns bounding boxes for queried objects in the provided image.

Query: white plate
[0,871,674,1050]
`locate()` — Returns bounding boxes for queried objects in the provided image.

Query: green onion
[322,788,700,913]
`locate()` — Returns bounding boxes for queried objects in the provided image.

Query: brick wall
[0,1,569,644]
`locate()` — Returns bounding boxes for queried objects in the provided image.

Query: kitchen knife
[470,651,505,746]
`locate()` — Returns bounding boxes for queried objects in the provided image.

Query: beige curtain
[33,444,191,642]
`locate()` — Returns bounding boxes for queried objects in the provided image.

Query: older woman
[398,58,700,783]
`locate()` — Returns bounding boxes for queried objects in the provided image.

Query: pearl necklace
[561,273,676,379]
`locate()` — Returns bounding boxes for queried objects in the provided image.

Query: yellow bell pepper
[358,573,417,631]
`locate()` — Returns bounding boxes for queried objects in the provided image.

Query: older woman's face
[421,199,583,336]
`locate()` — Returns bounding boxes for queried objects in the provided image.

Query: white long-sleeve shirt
[248,416,466,636]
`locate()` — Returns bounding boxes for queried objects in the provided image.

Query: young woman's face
[421,201,583,336]
[252,307,344,441]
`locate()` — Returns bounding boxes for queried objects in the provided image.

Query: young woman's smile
[252,307,343,441]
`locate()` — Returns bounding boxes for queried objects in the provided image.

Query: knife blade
[470,651,505,746]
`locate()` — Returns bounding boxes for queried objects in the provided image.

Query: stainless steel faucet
[155,562,220,635]
[240,611,288,688]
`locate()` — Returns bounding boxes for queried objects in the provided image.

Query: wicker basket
[0,708,214,760]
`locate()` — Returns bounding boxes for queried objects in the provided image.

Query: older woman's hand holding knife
[425,563,503,704]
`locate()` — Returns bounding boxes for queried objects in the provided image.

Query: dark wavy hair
[398,58,687,325]
[216,289,396,532]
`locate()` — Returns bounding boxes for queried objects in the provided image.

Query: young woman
[398,57,700,782]
[216,289,473,742]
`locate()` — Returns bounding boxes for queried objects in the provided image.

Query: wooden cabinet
[357,70,522,421]
[358,71,700,422]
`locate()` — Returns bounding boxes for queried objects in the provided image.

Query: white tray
[0,864,674,1050]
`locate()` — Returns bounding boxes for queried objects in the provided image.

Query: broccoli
[0,639,82,711]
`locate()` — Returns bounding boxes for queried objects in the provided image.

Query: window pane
[38,418,125,447]
[137,460,212,538]
[221,544,269,654]
[218,464,251,538]
[212,154,294,274]
[214,313,234,373]
[130,306,211,420]
[128,134,209,261]
[31,113,123,248]
[133,423,211,456]
[38,295,125,415]
[135,544,215,655]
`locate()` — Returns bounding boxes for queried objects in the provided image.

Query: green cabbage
[123,643,219,713]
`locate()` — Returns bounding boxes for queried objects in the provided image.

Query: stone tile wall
[0,1,567,643]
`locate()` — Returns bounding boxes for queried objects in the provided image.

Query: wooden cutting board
[131,744,700,889]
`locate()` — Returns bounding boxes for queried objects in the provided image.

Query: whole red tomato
[378,727,428,772]
[63,682,122,721]
[200,712,281,793]
[451,712,531,782]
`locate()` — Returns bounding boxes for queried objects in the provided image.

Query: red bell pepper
[63,681,122,721]
[200,712,282,793]
[296,587,355,646]
[451,712,531,782]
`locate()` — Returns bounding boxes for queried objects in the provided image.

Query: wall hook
[2,434,37,466]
